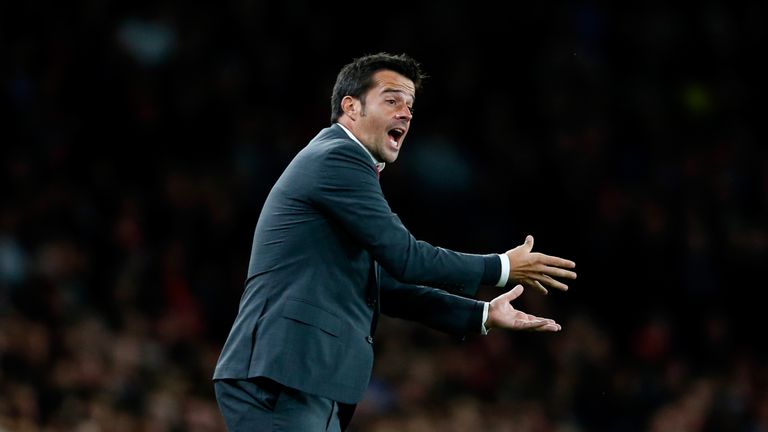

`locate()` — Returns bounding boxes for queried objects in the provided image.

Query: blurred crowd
[2,1,766,431]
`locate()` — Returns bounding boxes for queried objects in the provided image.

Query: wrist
[496,254,510,287]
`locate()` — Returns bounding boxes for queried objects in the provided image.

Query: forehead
[369,70,416,101]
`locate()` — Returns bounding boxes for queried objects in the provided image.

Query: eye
[385,99,396,105]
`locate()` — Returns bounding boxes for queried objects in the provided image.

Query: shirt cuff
[496,254,509,287]
[481,302,490,335]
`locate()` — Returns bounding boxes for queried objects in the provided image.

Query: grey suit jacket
[213,124,501,404]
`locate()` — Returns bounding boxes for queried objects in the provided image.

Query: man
[213,53,577,431]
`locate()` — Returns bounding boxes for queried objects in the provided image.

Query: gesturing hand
[485,285,561,332]
[505,235,576,295]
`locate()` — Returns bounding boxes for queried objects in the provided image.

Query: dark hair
[330,52,426,123]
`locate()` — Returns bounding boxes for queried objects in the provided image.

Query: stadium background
[2,1,765,430]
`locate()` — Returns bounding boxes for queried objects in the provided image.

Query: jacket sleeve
[379,266,485,335]
[312,143,500,296]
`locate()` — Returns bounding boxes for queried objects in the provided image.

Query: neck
[335,122,385,169]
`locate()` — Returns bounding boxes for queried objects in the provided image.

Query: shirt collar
[336,123,386,173]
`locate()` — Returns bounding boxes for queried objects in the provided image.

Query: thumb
[524,235,534,250]
[498,284,524,304]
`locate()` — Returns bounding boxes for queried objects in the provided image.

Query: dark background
[2,1,766,430]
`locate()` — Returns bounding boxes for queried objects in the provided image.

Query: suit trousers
[214,377,341,431]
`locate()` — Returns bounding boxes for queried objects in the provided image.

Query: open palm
[486,285,561,332]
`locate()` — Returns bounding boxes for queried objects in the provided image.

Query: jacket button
[366,336,374,344]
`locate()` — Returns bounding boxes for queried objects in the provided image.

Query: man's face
[352,70,415,163]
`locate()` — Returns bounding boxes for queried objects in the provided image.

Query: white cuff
[481,302,490,335]
[496,254,509,287]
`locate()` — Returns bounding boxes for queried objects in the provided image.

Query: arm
[314,140,577,295]
[379,267,485,336]
[380,268,562,335]
[314,143,499,295]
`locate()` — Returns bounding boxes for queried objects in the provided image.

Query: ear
[341,96,359,120]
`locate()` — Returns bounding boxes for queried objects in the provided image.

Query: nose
[396,105,412,121]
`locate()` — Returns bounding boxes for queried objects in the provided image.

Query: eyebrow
[381,88,415,104]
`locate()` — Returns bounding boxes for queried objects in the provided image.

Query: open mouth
[387,128,405,147]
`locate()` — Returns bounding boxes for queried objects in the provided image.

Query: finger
[531,280,548,295]
[525,235,534,251]
[542,265,578,280]
[521,312,555,323]
[533,322,561,332]
[499,285,524,303]
[522,314,560,331]
[547,276,569,291]
[516,319,548,330]
[533,274,569,292]
[539,254,576,269]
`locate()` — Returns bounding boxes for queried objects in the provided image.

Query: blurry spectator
[2,1,765,430]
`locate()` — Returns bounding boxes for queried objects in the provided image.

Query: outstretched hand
[505,235,576,295]
[486,285,561,332]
